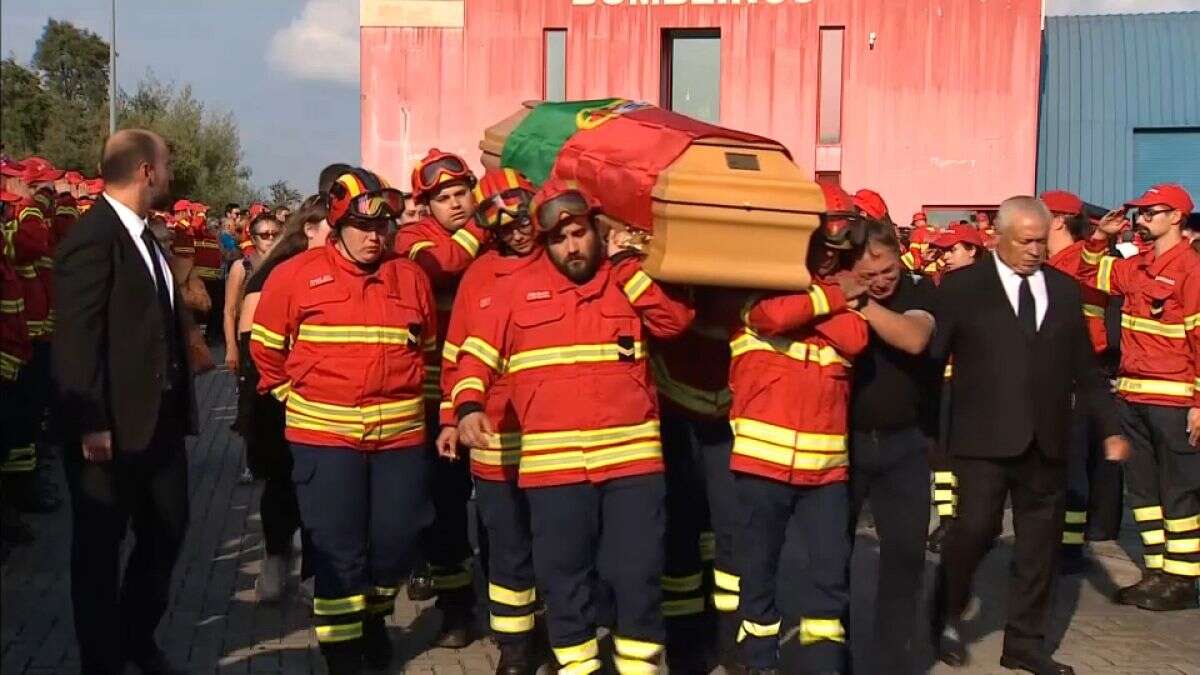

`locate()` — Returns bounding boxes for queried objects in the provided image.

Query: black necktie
[140,228,183,389]
[1018,276,1036,336]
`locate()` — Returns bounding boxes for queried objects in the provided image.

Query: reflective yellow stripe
[285,392,424,442]
[1097,256,1116,293]
[313,594,366,616]
[490,613,535,633]
[1121,314,1185,339]
[714,569,740,592]
[1166,538,1200,554]
[933,489,956,503]
[699,530,715,561]
[1185,313,1200,331]
[315,622,363,643]
[451,377,486,401]
[737,619,780,641]
[1062,531,1085,545]
[649,354,730,417]
[506,341,645,373]
[730,330,851,368]
[451,227,481,257]
[1064,510,1088,525]
[296,324,418,345]
[661,573,703,593]
[1082,303,1105,319]
[250,323,287,350]
[442,340,460,363]
[799,617,845,645]
[623,270,653,304]
[613,656,657,674]
[521,421,660,451]
[933,471,957,487]
[1134,505,1164,522]
[1165,514,1200,532]
[554,639,600,666]
[1081,247,1105,265]
[712,592,739,612]
[731,418,846,453]
[408,240,435,259]
[270,382,292,402]
[1146,554,1164,569]
[809,285,831,316]
[1163,559,1200,576]
[520,440,662,474]
[1142,529,1166,546]
[0,298,23,313]
[287,391,423,423]
[937,502,957,517]
[461,336,503,371]
[561,660,603,675]
[613,637,664,661]
[943,363,953,380]
[488,583,536,607]
[663,597,706,617]
[1117,378,1194,398]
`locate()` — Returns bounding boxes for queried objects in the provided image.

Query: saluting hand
[82,430,113,463]
[1102,435,1132,463]
[1094,208,1128,240]
[436,426,461,461]
[458,412,494,451]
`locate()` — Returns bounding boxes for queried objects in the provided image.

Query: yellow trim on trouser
[1116,378,1194,398]
[737,619,780,642]
[698,530,716,562]
[661,573,703,593]
[713,568,740,612]
[663,597,706,617]
[506,341,645,373]
[491,613,536,633]
[1165,538,1200,553]
[623,270,653,304]
[933,489,956,503]
[1146,554,1164,569]
[933,471,957,486]
[554,638,601,675]
[488,582,536,606]
[799,617,846,645]
[613,636,664,661]
[1134,505,1164,521]
[366,586,398,616]
[0,445,36,473]
[1064,510,1087,524]
[1165,514,1200,532]
[1062,532,1085,545]
[713,592,739,612]
[315,623,363,643]
[1163,559,1200,576]
[313,594,367,615]
[1142,530,1166,546]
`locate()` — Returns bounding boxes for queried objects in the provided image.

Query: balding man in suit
[930,197,1130,675]
[54,129,195,675]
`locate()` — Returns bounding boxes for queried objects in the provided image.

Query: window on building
[544,29,566,102]
[817,27,845,146]
[1133,128,1200,200]
[661,29,720,123]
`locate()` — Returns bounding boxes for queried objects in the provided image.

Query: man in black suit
[930,196,1130,675]
[54,129,195,675]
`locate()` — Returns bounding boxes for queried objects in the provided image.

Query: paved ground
[2,362,1198,674]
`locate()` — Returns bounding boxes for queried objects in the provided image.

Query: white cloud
[267,0,359,86]
[1045,0,1200,15]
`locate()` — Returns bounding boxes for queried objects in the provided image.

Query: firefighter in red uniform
[454,178,694,675]
[250,168,436,674]
[1,190,36,546]
[728,187,869,674]
[394,149,492,644]
[439,168,543,675]
[1041,190,1125,572]
[1075,184,1200,611]
[904,211,933,274]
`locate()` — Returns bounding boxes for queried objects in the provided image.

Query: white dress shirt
[993,253,1047,329]
[104,193,175,308]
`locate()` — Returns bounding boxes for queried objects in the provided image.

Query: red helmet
[473,168,535,229]
[529,177,600,234]
[411,149,476,204]
[819,183,858,250]
[326,167,405,227]
[853,188,889,221]
[172,199,192,213]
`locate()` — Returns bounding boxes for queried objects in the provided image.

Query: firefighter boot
[321,641,364,675]
[1114,570,1167,606]
[407,564,436,601]
[363,615,393,670]
[927,520,951,554]
[1134,574,1200,612]
[255,554,287,603]
[716,612,741,671]
[495,639,536,675]
[434,605,474,648]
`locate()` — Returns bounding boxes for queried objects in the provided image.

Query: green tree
[32,19,110,108]
[0,58,52,157]
[268,180,302,208]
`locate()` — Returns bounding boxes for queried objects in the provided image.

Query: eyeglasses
[253,230,281,241]
[1136,208,1174,221]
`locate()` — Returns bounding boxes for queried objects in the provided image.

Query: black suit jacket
[52,196,198,453]
[931,254,1119,460]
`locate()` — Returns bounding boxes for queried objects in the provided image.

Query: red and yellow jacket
[1048,240,1109,354]
[249,241,438,451]
[727,284,869,486]
[192,225,223,280]
[1076,237,1200,407]
[2,200,51,340]
[649,290,731,421]
[441,248,543,481]
[0,256,30,381]
[452,253,694,487]
[394,215,492,408]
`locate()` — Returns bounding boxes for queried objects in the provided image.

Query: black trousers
[661,413,711,655]
[204,278,224,343]
[1064,399,1124,552]
[475,478,536,645]
[425,445,477,612]
[64,408,189,675]
[850,427,930,675]
[940,444,1066,656]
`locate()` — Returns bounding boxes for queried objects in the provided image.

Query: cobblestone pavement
[2,364,1198,674]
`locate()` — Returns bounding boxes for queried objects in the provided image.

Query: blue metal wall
[1036,12,1200,208]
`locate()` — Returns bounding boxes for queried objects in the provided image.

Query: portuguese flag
[499,99,779,233]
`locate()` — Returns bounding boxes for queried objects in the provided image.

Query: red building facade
[361,0,1043,221]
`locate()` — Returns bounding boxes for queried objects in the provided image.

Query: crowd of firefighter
[2,147,1198,675]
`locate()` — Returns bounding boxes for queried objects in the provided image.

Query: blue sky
[3,0,1197,194]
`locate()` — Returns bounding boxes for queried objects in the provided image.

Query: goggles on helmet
[414,155,472,200]
[481,188,533,229]
[328,182,406,226]
[533,191,593,233]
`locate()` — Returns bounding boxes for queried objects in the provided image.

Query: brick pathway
[2,364,1198,674]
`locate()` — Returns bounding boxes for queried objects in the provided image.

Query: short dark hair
[856,217,902,258]
[318,163,354,194]
[99,130,161,185]
[225,203,240,215]
[248,213,280,236]
[1064,212,1092,241]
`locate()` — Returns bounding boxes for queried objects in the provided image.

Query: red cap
[930,223,984,249]
[80,178,105,195]
[853,188,889,220]
[0,159,27,177]
[911,211,927,222]
[1125,183,1194,215]
[0,190,21,203]
[1040,190,1084,216]
[64,171,85,185]
[819,183,856,217]
[172,199,192,213]
[248,202,268,219]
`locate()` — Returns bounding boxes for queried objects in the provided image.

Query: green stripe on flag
[500,99,621,186]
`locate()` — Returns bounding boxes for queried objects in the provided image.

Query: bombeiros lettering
[571,0,813,6]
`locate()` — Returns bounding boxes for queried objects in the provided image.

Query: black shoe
[1058,551,1090,576]
[0,506,34,544]
[938,631,969,668]
[434,610,474,648]
[128,646,186,675]
[999,651,1075,674]
[362,617,393,669]
[1134,573,1199,612]
[407,567,436,601]
[495,641,536,675]
[321,641,364,675]
[927,521,951,554]
[1114,571,1166,605]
